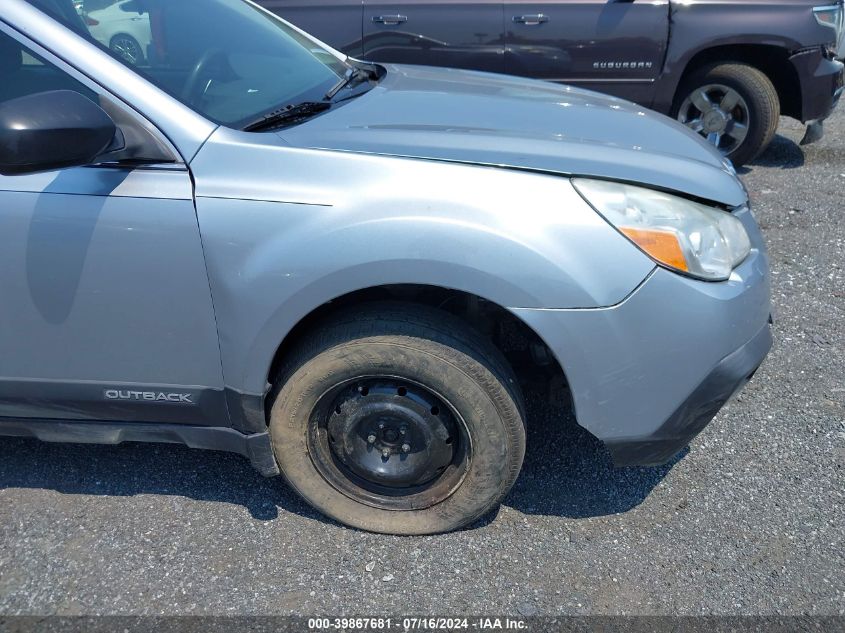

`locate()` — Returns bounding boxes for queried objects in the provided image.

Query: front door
[363,0,506,74]
[504,0,669,105]
[0,28,226,426]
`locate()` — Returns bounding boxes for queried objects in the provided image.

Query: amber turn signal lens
[620,227,689,272]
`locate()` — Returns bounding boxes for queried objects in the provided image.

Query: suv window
[0,29,97,105]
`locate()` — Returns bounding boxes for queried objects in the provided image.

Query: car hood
[277,64,747,207]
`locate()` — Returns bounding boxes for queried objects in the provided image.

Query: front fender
[190,130,653,398]
[655,1,824,112]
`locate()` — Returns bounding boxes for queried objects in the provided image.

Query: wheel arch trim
[240,267,551,391]
[656,40,800,114]
[226,276,583,433]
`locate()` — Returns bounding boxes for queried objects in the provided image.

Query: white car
[85,0,150,65]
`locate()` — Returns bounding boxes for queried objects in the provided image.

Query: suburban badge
[593,61,653,70]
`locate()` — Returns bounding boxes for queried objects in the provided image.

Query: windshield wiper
[242,101,332,132]
[243,65,377,132]
[324,66,373,101]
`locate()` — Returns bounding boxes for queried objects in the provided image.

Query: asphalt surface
[0,113,843,618]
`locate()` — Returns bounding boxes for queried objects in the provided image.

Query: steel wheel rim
[111,37,141,65]
[307,375,472,511]
[678,83,750,156]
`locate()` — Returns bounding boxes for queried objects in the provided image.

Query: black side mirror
[0,90,117,176]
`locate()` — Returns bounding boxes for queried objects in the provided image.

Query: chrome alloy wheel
[678,84,750,156]
[110,35,143,66]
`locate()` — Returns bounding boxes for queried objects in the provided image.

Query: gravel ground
[0,113,843,618]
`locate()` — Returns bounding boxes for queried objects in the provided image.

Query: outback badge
[104,389,194,404]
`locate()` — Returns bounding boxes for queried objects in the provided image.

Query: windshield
[24,0,352,127]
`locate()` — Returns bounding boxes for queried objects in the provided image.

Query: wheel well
[265,285,572,416]
[679,45,801,119]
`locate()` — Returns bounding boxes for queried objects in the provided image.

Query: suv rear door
[362,0,506,74]
[504,0,669,105]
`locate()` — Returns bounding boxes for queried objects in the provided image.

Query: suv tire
[673,63,780,167]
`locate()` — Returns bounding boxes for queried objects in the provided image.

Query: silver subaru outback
[0,0,771,534]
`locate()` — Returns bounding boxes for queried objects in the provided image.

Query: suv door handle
[512,14,549,25]
[372,15,408,25]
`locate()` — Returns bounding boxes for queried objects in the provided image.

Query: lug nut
[367,434,377,444]
[382,448,391,458]
[399,426,407,435]
[401,443,411,453]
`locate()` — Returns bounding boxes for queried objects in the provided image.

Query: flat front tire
[268,303,526,535]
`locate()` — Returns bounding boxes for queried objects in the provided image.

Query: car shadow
[0,388,681,528]
[0,435,311,523]
[496,388,684,521]
[738,132,805,174]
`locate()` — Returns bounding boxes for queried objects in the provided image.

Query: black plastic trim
[605,324,773,467]
[0,379,230,426]
[0,380,272,434]
[0,418,280,477]
[789,47,844,122]
[224,387,269,433]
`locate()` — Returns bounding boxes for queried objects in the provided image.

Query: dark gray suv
[263,0,845,166]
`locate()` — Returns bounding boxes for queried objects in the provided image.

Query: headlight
[572,178,751,281]
[814,4,844,51]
